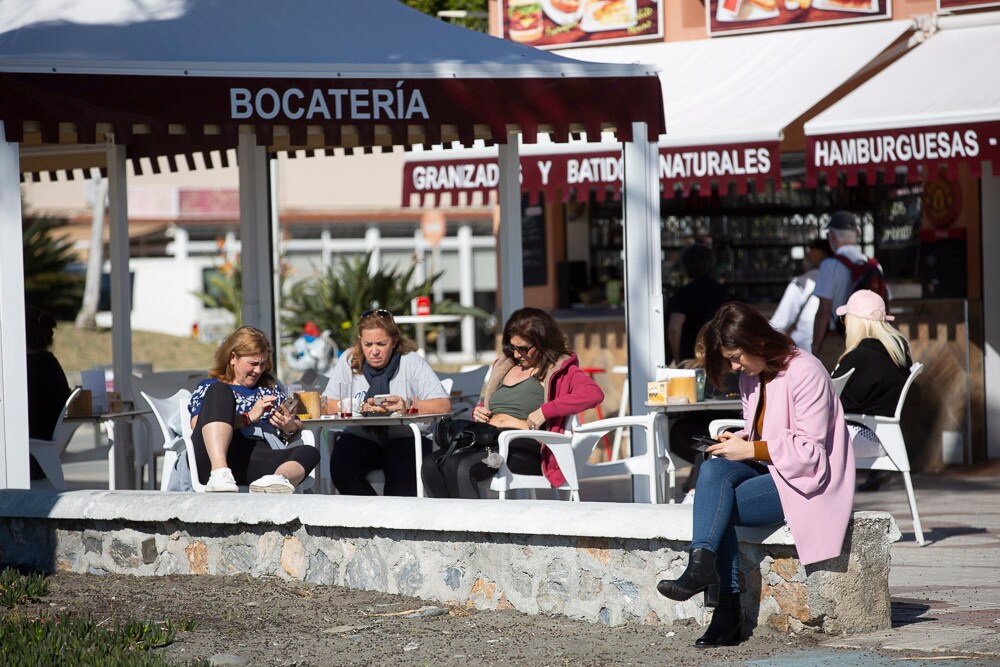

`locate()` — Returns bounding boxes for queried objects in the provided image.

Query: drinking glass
[405,381,420,415]
[338,382,353,418]
[694,369,707,403]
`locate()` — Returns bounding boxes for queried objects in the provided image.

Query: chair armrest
[708,419,744,438]
[496,429,571,457]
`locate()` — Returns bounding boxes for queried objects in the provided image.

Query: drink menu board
[707,0,891,36]
[500,0,663,49]
[938,0,1000,9]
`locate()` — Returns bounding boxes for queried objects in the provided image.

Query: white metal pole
[458,224,476,357]
[0,122,29,489]
[107,140,135,489]
[237,130,275,340]
[623,122,666,503]
[365,226,381,275]
[498,131,523,323]
[982,162,1000,460]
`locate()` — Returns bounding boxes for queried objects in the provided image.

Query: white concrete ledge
[0,490,799,544]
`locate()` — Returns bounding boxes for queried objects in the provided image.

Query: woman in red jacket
[421,307,604,498]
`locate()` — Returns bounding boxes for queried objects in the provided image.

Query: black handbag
[432,417,502,471]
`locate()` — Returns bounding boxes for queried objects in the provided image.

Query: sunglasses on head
[361,309,393,320]
[503,342,534,356]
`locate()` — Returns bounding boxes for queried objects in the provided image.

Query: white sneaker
[205,468,238,493]
[681,490,695,505]
[249,474,294,494]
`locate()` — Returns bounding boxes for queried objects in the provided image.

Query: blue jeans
[691,458,785,593]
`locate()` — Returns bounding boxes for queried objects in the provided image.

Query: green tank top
[489,377,544,420]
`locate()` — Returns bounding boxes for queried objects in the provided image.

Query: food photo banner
[707,0,891,36]
[500,0,664,49]
[401,141,781,206]
[938,0,1000,10]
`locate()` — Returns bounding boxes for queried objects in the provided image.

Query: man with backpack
[812,210,889,369]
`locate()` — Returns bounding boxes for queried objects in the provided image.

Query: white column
[0,122,29,489]
[623,122,666,502]
[498,131,523,323]
[321,230,332,270]
[413,229,426,284]
[237,131,275,341]
[458,224,476,357]
[982,163,1000,459]
[107,141,136,488]
[365,226,381,274]
[171,225,189,261]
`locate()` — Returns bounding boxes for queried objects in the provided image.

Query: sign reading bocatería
[806,120,1000,183]
[402,142,780,205]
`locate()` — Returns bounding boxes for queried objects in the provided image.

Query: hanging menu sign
[707,0,891,37]
[938,0,1000,9]
[500,0,663,49]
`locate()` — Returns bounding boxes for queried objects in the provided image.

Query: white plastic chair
[29,387,84,490]
[179,392,315,493]
[831,368,855,397]
[436,367,488,418]
[141,389,191,491]
[490,411,678,503]
[845,362,926,545]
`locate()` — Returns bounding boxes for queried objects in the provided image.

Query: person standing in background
[666,243,731,366]
[769,238,833,354]
[26,307,72,480]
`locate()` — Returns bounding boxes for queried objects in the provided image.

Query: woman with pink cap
[832,289,913,492]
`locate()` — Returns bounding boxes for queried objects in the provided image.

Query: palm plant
[23,212,83,319]
[283,253,489,350]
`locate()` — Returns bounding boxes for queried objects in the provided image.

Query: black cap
[826,210,859,232]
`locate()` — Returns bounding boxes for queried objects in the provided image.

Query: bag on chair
[432,417,502,471]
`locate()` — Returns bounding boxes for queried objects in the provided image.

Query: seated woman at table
[188,326,319,494]
[832,289,913,492]
[26,306,72,481]
[657,302,853,648]
[421,307,604,499]
[321,309,451,496]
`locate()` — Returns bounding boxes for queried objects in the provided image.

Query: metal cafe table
[299,412,452,496]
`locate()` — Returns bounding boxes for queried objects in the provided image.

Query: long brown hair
[502,307,572,379]
[209,326,276,387]
[347,310,418,375]
[703,302,796,388]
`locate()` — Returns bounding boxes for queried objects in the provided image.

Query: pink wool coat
[738,351,855,565]
[481,353,604,488]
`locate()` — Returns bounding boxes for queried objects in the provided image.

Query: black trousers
[330,431,432,497]
[191,381,320,486]
[421,437,542,499]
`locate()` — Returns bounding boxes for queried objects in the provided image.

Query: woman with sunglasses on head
[421,307,604,499]
[189,326,320,494]
[321,309,451,496]
[656,302,853,647]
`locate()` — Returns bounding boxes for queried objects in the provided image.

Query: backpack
[834,255,888,302]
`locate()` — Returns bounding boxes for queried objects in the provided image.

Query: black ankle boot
[657,548,720,601]
[695,592,744,648]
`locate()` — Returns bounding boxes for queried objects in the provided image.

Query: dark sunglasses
[361,309,393,320]
[503,343,534,356]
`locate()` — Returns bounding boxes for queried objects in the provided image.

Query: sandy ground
[15,571,831,666]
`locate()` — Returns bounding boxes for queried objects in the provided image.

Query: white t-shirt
[770,269,818,352]
[322,350,448,441]
[813,245,869,331]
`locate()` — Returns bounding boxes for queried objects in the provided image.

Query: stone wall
[0,491,899,634]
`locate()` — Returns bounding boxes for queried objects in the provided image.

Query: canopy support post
[108,140,136,489]
[498,131,523,323]
[238,132,276,344]
[623,122,665,503]
[0,122,29,489]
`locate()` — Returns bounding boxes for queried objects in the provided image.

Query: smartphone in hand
[281,396,298,413]
[691,434,718,453]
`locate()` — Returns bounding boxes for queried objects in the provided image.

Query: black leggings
[421,437,542,499]
[330,431,432,497]
[191,382,320,486]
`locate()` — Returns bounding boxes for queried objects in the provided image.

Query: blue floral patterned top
[188,378,286,430]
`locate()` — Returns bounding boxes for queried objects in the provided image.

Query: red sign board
[806,120,1000,185]
[500,0,663,49]
[402,142,780,206]
[414,296,431,317]
[707,0,891,37]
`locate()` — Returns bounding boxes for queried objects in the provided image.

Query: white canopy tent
[0,0,665,492]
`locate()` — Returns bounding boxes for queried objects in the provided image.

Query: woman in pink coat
[657,302,853,647]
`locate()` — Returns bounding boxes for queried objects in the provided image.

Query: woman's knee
[696,457,729,487]
[293,445,321,472]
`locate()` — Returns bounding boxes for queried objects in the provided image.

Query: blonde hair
[209,326,276,387]
[347,311,418,375]
[840,314,909,368]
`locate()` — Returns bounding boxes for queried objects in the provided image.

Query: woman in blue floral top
[188,326,320,493]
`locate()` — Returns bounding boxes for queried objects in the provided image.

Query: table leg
[409,423,424,498]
